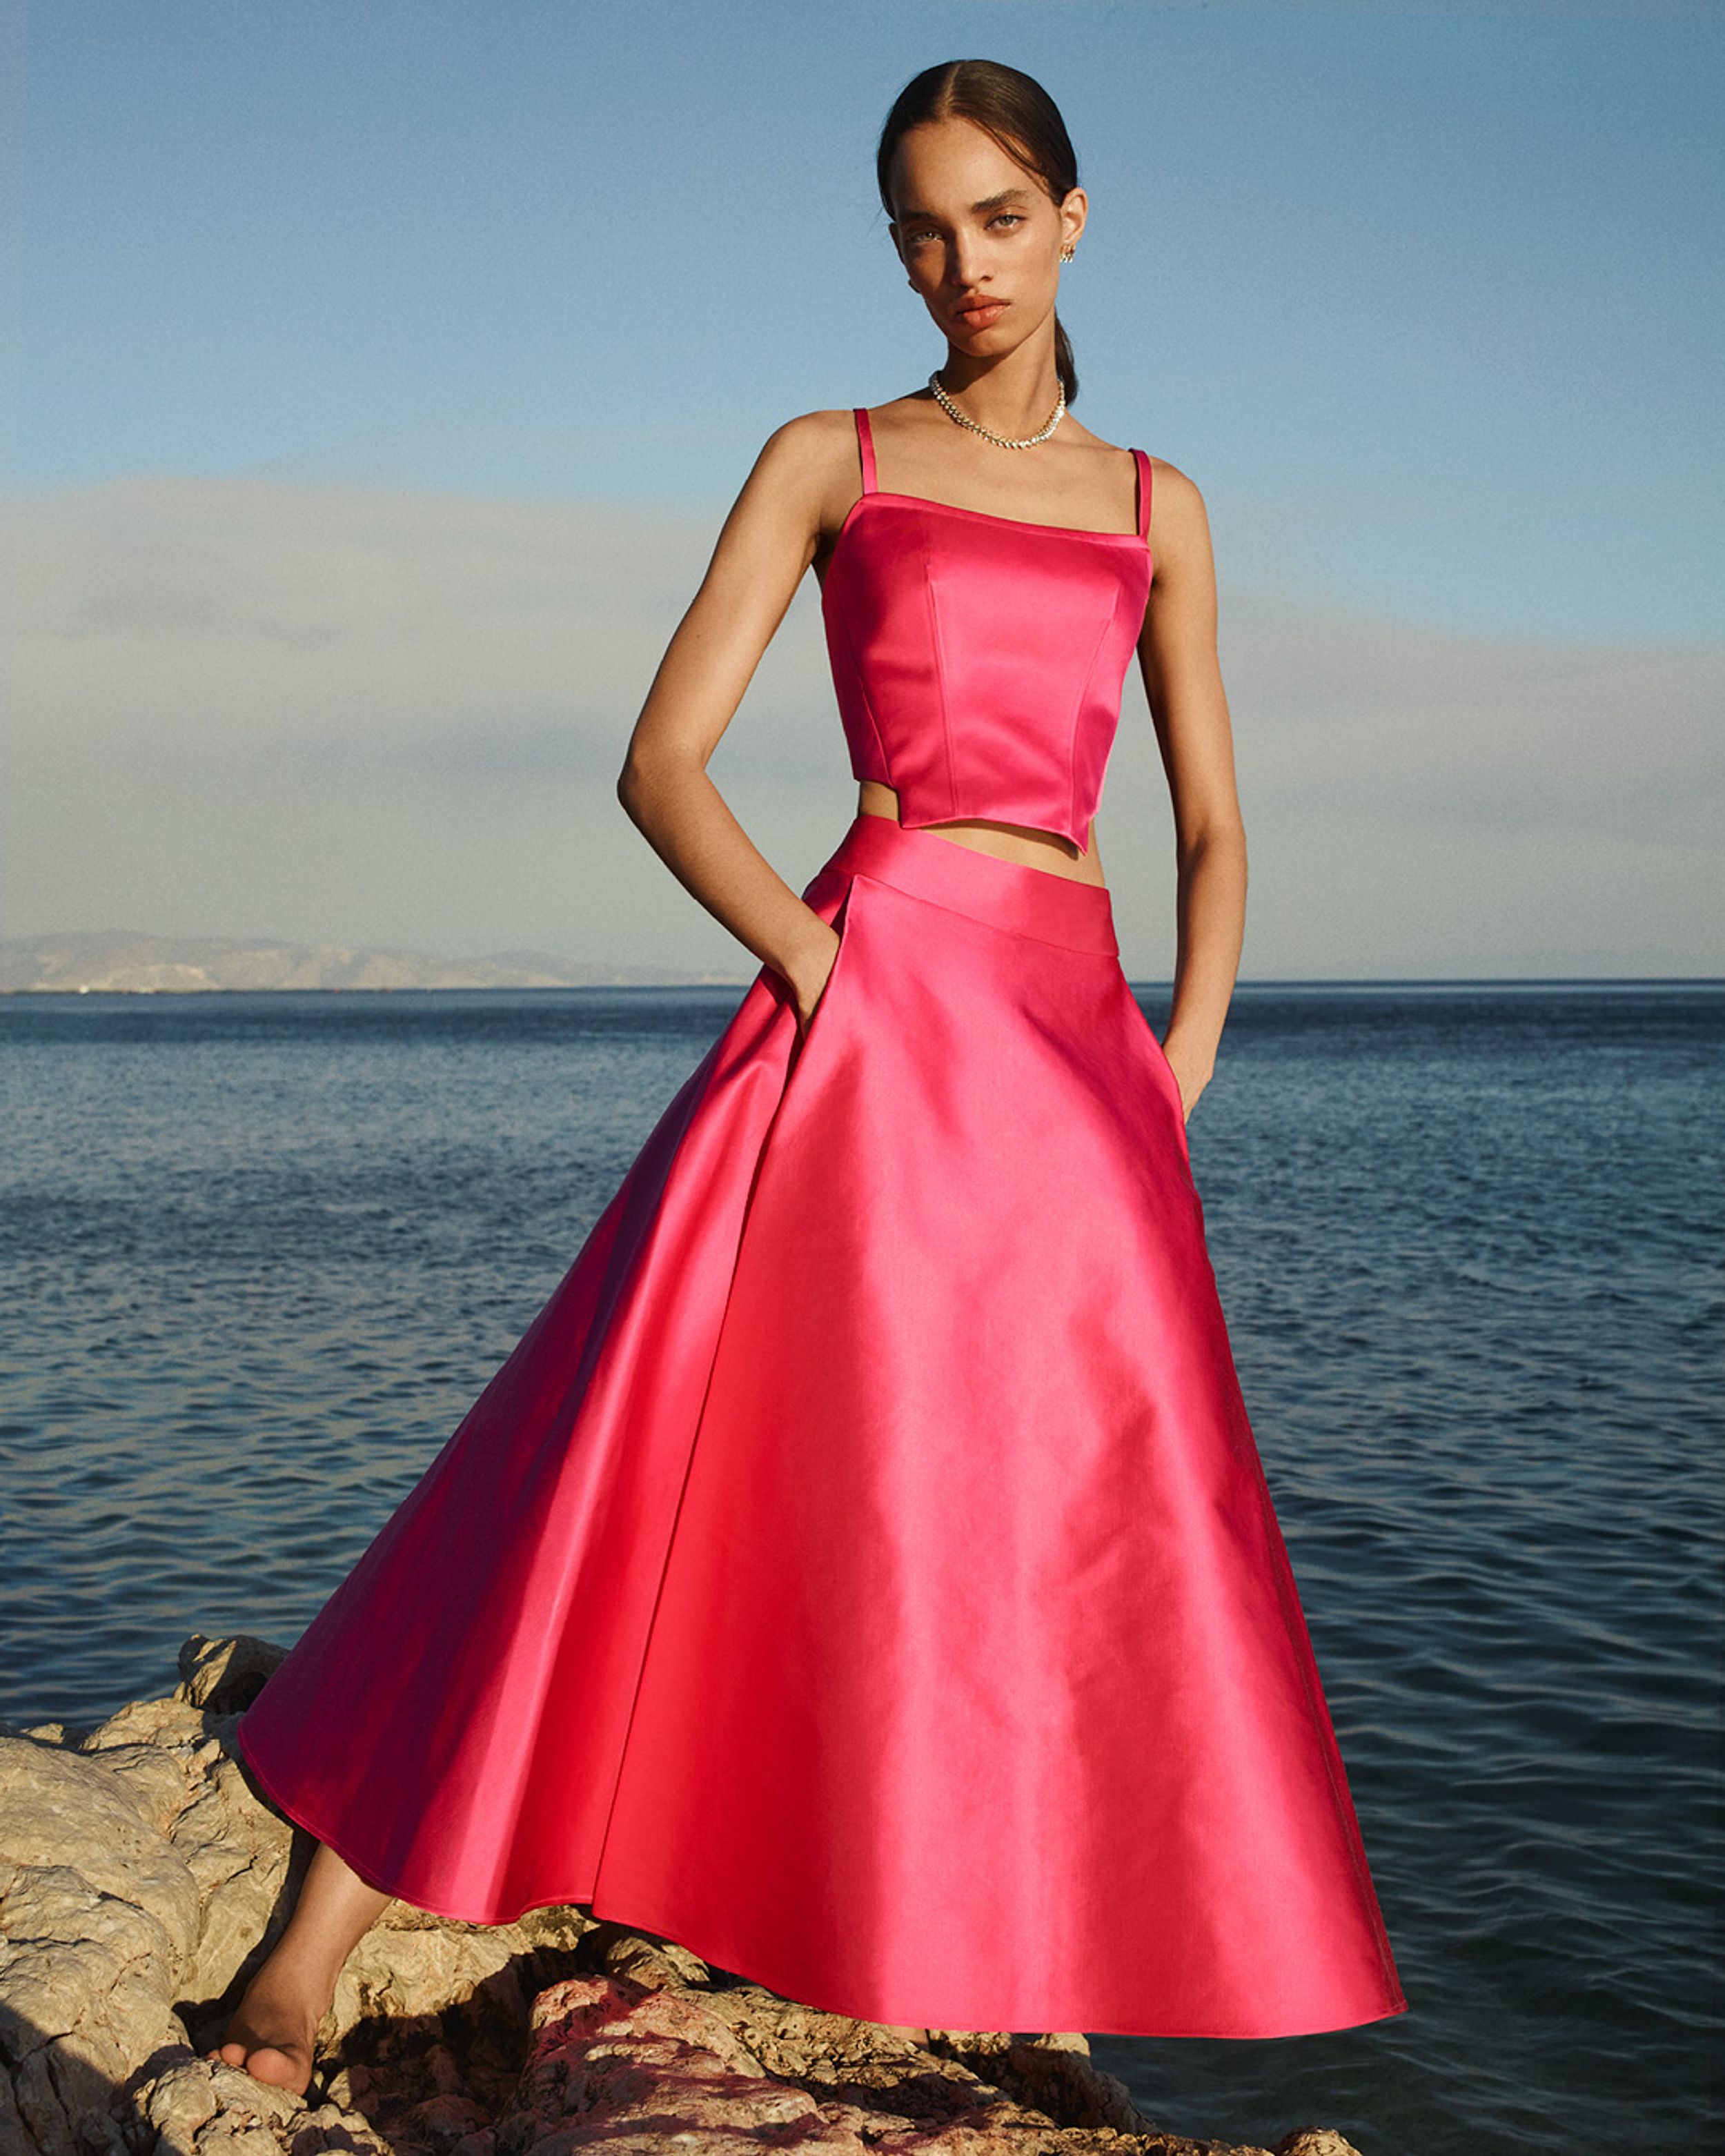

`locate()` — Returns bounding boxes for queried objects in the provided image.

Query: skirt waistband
[816,813,1119,958]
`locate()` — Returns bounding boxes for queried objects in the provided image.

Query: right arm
[615,410,852,1034]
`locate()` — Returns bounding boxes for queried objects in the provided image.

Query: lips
[954,300,1008,330]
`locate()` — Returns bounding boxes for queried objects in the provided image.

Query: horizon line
[4,974,1722,999]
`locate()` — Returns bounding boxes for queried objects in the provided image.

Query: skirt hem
[232,1725,1410,2038]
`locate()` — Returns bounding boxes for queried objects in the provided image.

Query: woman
[213,59,1408,2093]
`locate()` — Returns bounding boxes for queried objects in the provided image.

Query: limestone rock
[172,1639,283,1719]
[0,1636,1369,2156]
[0,1734,204,2155]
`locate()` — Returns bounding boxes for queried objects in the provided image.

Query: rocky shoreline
[0,1636,1366,2156]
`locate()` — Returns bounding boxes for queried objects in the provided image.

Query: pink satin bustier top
[820,406,1154,856]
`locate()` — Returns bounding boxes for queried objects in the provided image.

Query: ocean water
[0,979,1717,2155]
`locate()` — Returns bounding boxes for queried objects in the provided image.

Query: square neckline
[822,482,1156,600]
[841,404,1152,548]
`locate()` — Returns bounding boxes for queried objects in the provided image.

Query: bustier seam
[922,552,960,822]
[828,589,892,780]
[1063,582,1127,854]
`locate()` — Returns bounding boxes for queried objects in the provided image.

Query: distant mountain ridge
[0,931,752,993]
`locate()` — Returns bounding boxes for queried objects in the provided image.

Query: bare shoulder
[1143,455,1208,522]
[704,410,865,566]
[664,411,867,607]
[1142,455,1214,577]
[745,408,864,506]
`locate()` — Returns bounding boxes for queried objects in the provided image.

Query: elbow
[1176,809,1248,876]
[616,742,706,824]
[615,745,663,817]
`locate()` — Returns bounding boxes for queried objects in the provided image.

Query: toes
[203,2037,310,2095]
[242,2044,310,2093]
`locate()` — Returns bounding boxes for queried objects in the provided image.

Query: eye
[902,213,1025,245]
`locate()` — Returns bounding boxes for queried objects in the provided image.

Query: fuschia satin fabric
[821,410,1152,858]
[235,813,1408,2039]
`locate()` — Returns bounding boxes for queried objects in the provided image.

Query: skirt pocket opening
[791,872,862,1062]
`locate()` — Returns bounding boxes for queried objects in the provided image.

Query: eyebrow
[896,188,1035,221]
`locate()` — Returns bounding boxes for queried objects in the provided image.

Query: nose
[944,230,988,289]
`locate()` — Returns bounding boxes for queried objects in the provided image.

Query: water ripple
[1,982,1719,2155]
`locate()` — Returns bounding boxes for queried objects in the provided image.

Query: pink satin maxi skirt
[234,811,1408,2039]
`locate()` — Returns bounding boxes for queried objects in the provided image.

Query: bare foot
[204,1962,328,2097]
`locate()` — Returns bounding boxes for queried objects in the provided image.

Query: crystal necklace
[928,369,1067,450]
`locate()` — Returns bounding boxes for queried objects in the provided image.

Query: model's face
[887,117,1085,354]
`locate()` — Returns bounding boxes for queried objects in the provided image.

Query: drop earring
[1059,246,1075,264]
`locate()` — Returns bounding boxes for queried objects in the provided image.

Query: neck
[935,342,1063,439]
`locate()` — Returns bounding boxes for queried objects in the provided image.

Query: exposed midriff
[856,780,1107,888]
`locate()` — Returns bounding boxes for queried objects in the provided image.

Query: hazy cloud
[4,476,1717,976]
[1223,591,1718,841]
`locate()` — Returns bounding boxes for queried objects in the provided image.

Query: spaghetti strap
[1131,448,1152,541]
[854,407,878,495]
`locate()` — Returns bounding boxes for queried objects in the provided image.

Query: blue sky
[4,0,1721,974]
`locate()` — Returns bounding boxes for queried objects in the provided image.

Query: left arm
[1135,459,1248,1122]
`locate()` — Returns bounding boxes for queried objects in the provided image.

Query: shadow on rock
[0,1634,1366,2156]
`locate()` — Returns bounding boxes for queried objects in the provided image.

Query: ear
[1059,186,1090,253]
